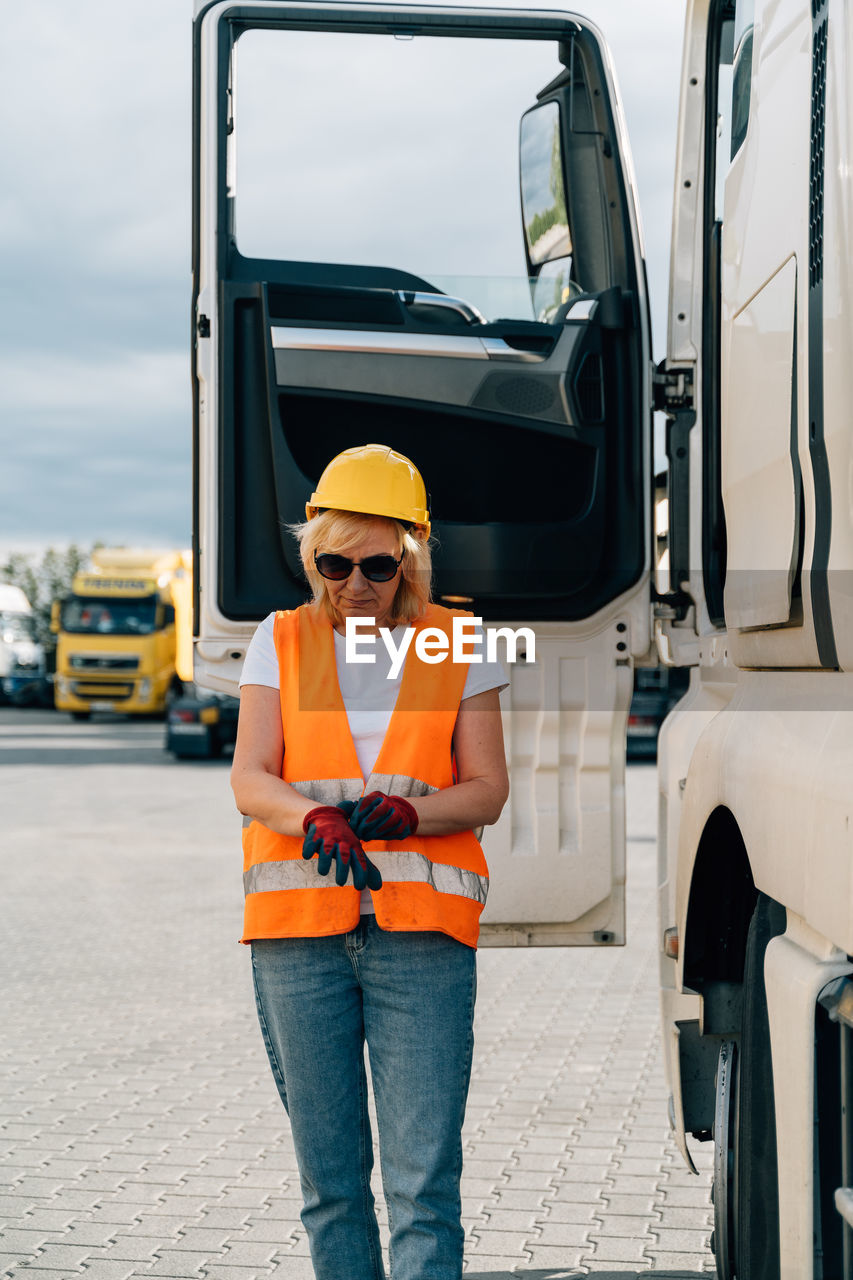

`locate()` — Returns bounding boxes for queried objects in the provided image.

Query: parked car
[627,666,690,760]
[166,684,239,759]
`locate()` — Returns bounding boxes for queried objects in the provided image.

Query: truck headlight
[138,679,152,700]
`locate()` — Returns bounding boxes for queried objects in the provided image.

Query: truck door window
[731,0,754,158]
[230,30,625,324]
[233,30,561,322]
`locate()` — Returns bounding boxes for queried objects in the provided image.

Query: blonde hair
[293,509,432,626]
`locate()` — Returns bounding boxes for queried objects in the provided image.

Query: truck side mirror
[50,601,61,634]
[519,101,571,275]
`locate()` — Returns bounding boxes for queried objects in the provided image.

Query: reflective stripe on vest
[240,601,490,949]
[245,851,488,905]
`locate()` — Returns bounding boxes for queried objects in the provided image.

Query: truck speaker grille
[573,352,605,423]
[470,373,564,421]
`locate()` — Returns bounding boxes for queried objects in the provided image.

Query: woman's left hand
[342,792,419,841]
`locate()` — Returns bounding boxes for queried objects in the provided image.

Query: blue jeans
[250,919,477,1280]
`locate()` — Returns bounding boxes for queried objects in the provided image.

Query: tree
[1,545,91,653]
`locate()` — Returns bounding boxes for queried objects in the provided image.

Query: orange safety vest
[241,601,490,948]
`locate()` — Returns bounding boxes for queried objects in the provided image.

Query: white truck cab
[192,4,853,1275]
[0,583,46,705]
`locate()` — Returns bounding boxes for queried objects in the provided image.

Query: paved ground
[0,709,715,1278]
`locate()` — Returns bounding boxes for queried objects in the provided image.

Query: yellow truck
[54,549,193,720]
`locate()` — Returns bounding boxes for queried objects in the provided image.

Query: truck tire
[71,711,90,722]
[713,892,787,1280]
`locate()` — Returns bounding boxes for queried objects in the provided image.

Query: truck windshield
[62,596,159,636]
[0,612,36,643]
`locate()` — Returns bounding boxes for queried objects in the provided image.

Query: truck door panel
[194,3,653,944]
[221,276,636,620]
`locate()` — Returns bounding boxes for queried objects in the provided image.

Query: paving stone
[461,1178,508,1198]
[644,1251,717,1270]
[199,1191,271,1210]
[532,1221,594,1247]
[145,1250,216,1274]
[136,1198,211,1217]
[466,1230,531,1256]
[196,1211,253,1230]
[599,1194,658,1217]
[655,1204,713,1229]
[240,1199,297,1222]
[0,1252,39,1275]
[657,1185,714,1208]
[604,1175,663,1196]
[550,1179,606,1201]
[519,1244,585,1268]
[486,1190,548,1211]
[0,1230,63,1252]
[202,1270,276,1280]
[588,1234,651,1262]
[539,1200,601,1225]
[61,1223,125,1244]
[18,1211,79,1232]
[87,1207,155,1227]
[649,1226,712,1252]
[218,1241,278,1266]
[500,1170,561,1191]
[507,1153,566,1173]
[0,1271,87,1280]
[95,1237,162,1261]
[16,1242,94,1269]
[479,1210,540,1232]
[5,1179,65,1200]
[463,1258,534,1274]
[78,1257,151,1279]
[229,1221,291,1245]
[264,1259,316,1278]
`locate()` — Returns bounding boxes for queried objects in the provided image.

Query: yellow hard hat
[306,443,431,537]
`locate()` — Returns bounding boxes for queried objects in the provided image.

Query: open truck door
[192,2,654,945]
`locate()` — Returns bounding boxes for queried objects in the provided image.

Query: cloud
[1,350,187,416]
[0,349,190,545]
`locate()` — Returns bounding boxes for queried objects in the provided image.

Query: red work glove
[302,806,383,891]
[345,792,419,841]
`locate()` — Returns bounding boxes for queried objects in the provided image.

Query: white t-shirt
[240,611,508,914]
[240,612,508,777]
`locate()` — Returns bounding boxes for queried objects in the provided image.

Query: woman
[231,442,509,1280]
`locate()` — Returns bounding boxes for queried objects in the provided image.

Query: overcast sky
[1,0,686,555]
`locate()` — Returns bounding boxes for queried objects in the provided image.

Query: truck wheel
[712,893,786,1280]
[71,711,90,722]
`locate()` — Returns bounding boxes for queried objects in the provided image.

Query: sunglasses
[314,550,404,583]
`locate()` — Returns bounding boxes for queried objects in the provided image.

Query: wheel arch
[682,805,758,995]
